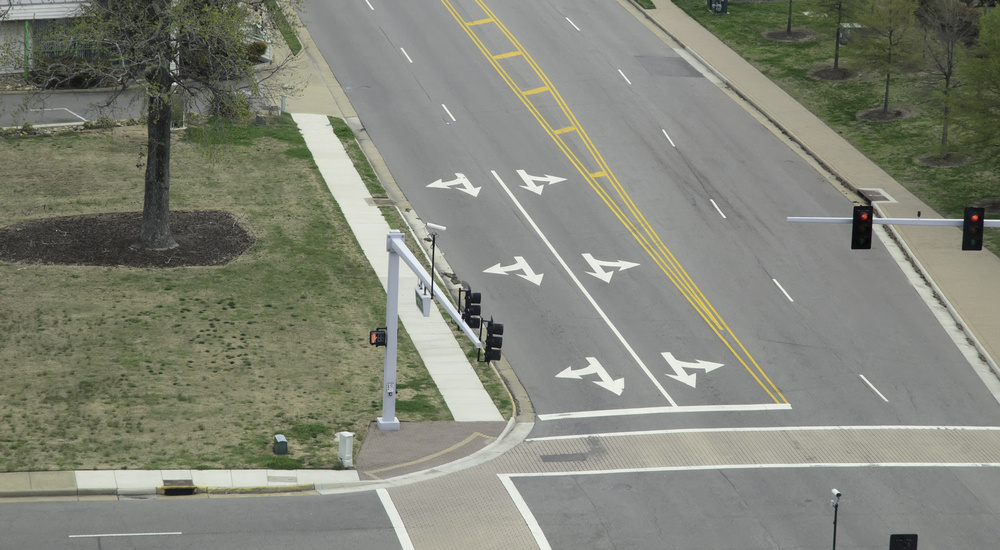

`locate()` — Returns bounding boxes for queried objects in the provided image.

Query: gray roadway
[305,0,1000,433]
[0,492,402,549]
[5,0,1000,547]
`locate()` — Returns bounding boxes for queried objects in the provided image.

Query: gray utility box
[273,434,288,455]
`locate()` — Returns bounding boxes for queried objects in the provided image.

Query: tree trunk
[941,84,950,148]
[883,71,891,113]
[834,11,843,70]
[137,66,177,250]
[787,0,793,34]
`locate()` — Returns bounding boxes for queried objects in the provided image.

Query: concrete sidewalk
[292,112,503,423]
[632,1,1000,375]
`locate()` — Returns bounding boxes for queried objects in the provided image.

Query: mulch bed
[0,210,254,268]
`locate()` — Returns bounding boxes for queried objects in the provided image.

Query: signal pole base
[377,417,400,431]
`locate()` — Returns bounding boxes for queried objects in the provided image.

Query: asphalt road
[7,0,1000,547]
[0,491,405,549]
[510,465,1000,549]
[305,0,1000,433]
[0,89,147,127]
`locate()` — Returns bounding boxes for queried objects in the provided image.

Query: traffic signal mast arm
[787,216,999,227]
[386,230,482,348]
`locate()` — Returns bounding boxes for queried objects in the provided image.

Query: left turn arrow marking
[556,357,624,395]
[483,256,544,286]
[426,172,481,197]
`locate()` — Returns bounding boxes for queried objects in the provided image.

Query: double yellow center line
[441,0,786,404]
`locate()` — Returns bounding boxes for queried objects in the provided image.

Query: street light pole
[831,488,842,550]
[425,223,446,302]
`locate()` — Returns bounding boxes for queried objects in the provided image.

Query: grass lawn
[0,114,507,472]
[672,0,1000,253]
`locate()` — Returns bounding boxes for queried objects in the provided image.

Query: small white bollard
[336,431,354,468]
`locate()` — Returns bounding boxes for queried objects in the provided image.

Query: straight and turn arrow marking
[426,172,481,197]
[483,256,544,286]
[556,357,625,395]
[581,253,639,283]
[662,352,723,388]
[517,169,566,195]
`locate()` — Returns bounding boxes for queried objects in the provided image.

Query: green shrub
[29,55,117,89]
[247,41,268,63]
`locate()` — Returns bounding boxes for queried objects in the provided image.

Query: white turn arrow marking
[662,352,723,388]
[556,357,625,395]
[581,253,640,283]
[517,169,566,195]
[483,256,544,286]
[426,172,481,197]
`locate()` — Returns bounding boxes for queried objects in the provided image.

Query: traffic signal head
[369,328,387,347]
[462,290,482,329]
[483,320,503,362]
[963,206,985,251]
[851,205,874,249]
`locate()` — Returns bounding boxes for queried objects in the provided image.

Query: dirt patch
[763,29,817,42]
[0,210,254,267]
[971,197,1000,216]
[916,152,973,168]
[809,67,853,81]
[857,107,916,122]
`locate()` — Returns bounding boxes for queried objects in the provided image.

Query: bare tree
[818,0,860,72]
[856,0,922,114]
[21,0,300,250]
[919,0,980,147]
[957,7,1000,157]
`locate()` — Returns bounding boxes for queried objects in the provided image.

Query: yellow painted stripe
[493,51,521,60]
[447,0,787,406]
[466,18,493,26]
[523,86,549,96]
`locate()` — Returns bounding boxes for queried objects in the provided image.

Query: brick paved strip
[503,427,1000,473]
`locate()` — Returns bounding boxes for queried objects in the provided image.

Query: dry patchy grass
[0,116,456,471]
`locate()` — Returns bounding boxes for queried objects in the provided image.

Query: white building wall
[0,21,27,75]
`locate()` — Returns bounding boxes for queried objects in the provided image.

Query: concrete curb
[628,0,1000,382]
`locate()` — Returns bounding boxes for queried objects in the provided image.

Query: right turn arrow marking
[662,352,723,388]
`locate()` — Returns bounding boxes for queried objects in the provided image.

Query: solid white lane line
[528,424,1000,442]
[566,17,581,31]
[508,462,1000,478]
[441,104,456,122]
[661,128,676,147]
[499,475,552,550]
[400,47,413,63]
[364,0,374,9]
[772,278,793,302]
[377,488,415,550]
[709,199,726,219]
[69,532,182,538]
[536,402,791,422]
[492,170,677,405]
[618,69,632,85]
[859,374,889,402]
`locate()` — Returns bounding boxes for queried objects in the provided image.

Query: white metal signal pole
[378,232,402,430]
